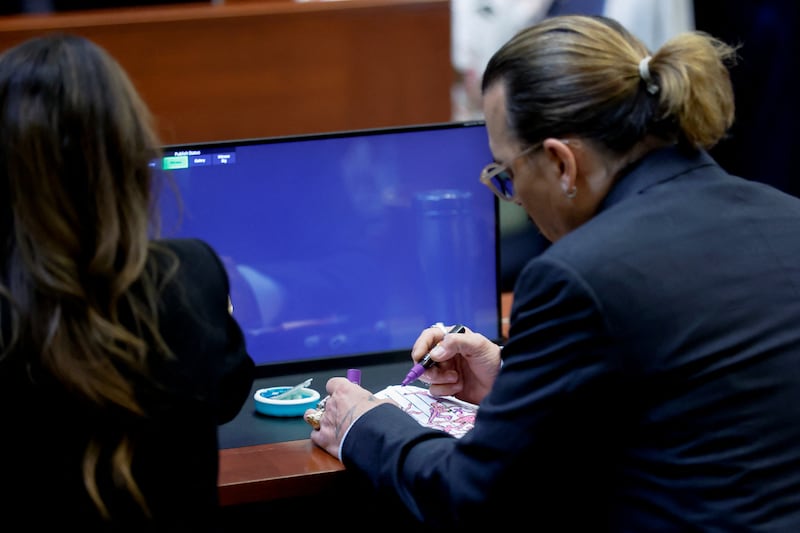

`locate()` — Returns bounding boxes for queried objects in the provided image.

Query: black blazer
[1,238,254,532]
[342,146,800,531]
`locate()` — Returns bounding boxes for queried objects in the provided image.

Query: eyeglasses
[479,143,541,201]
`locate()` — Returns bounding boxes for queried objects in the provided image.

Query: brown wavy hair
[0,34,177,518]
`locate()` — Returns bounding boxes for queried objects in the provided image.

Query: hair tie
[638,56,659,95]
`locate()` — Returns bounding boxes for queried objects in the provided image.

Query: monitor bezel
[159,120,504,377]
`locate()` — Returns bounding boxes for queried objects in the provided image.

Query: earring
[565,186,577,199]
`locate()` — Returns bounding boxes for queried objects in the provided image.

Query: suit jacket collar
[599,145,719,212]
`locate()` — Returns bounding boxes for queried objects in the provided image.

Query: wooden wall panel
[0,0,452,144]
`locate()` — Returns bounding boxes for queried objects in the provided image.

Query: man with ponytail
[309,15,800,532]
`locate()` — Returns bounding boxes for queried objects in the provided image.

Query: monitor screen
[155,121,501,371]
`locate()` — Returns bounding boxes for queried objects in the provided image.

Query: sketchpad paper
[375,385,477,438]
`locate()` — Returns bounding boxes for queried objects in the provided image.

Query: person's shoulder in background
[152,237,255,424]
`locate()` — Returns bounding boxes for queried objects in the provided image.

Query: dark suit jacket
[342,146,800,531]
[1,238,254,532]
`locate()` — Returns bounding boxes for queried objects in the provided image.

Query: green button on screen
[162,156,188,170]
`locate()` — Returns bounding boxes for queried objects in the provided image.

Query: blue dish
[253,386,321,417]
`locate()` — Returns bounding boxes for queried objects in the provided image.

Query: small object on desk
[254,385,320,417]
[400,324,467,386]
[346,368,362,385]
[272,378,313,400]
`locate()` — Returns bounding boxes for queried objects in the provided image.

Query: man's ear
[542,138,576,196]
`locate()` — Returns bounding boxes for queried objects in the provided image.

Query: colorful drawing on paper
[375,385,477,438]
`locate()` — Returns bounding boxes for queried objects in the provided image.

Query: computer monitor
[155,121,501,373]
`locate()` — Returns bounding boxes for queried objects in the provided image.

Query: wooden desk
[217,292,514,507]
[218,439,344,506]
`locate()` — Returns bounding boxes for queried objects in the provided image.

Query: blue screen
[156,122,500,368]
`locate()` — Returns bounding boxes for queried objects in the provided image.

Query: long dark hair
[0,33,176,518]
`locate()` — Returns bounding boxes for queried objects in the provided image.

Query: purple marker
[347,368,362,385]
[401,324,466,386]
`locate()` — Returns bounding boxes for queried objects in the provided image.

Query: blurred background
[1,0,797,293]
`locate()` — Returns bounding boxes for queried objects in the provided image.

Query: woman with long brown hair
[0,34,254,531]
